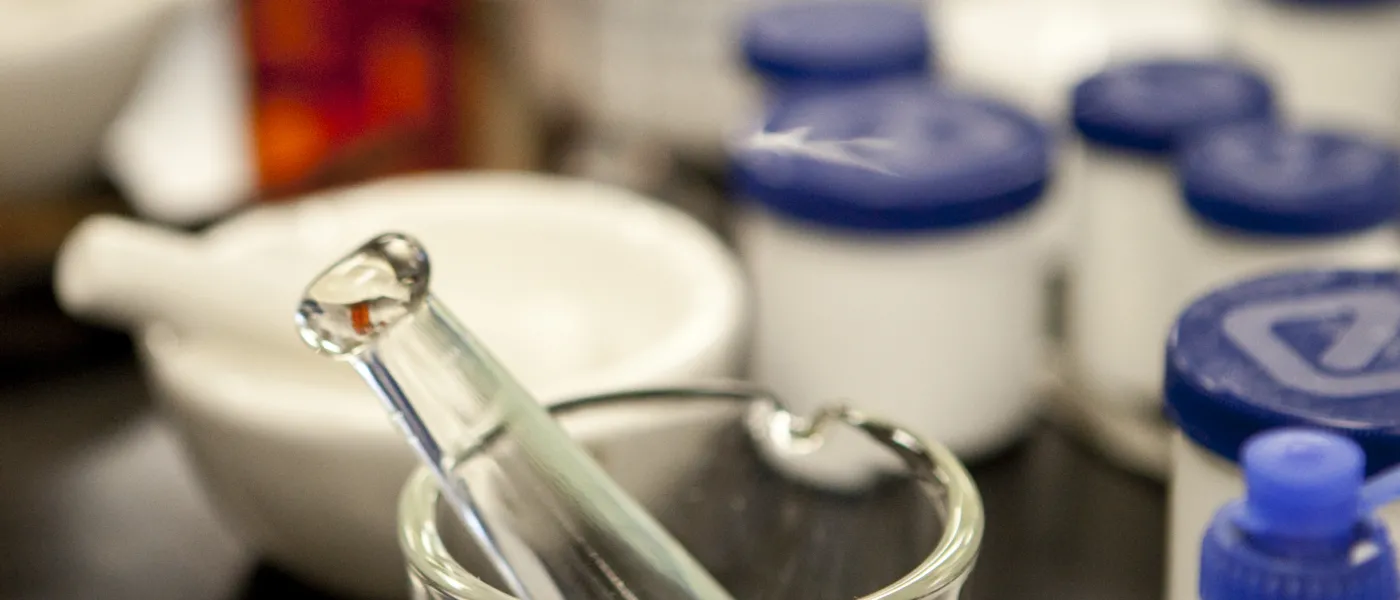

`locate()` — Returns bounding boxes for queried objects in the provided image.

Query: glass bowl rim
[396,384,985,600]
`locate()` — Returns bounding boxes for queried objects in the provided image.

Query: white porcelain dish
[55,172,750,598]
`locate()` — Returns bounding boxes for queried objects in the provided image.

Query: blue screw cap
[740,1,931,84]
[1240,429,1364,555]
[1178,122,1400,236]
[730,82,1051,233]
[1071,59,1275,153]
[1201,428,1398,600]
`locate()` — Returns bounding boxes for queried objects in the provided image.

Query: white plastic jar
[1164,269,1400,600]
[1229,0,1400,136]
[554,1,933,239]
[544,0,932,164]
[1062,60,1278,478]
[929,0,1234,356]
[931,0,1231,124]
[732,83,1055,491]
[1164,123,1400,342]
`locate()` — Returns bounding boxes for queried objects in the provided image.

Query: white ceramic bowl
[66,173,749,598]
[0,0,195,193]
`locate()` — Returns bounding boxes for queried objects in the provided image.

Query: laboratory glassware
[296,232,734,600]
[398,385,984,600]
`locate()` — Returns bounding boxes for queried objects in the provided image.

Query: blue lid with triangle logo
[1166,269,1400,474]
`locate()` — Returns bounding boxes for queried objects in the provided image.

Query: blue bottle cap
[1072,60,1275,153]
[1165,269,1400,474]
[1240,429,1363,553]
[740,1,931,84]
[730,82,1051,232]
[1200,428,1397,600]
[1179,122,1400,236]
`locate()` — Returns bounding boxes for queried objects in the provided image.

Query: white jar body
[1229,0,1400,136]
[931,0,1231,125]
[1162,211,1400,336]
[519,0,766,159]
[1068,148,1182,413]
[930,0,1228,302]
[738,202,1052,490]
[529,0,934,160]
[1167,433,1400,600]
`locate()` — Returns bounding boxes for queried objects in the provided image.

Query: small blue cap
[1179,122,1400,236]
[1240,429,1364,554]
[1072,60,1275,153]
[1165,269,1400,475]
[730,82,1051,232]
[740,1,931,84]
[1201,428,1397,600]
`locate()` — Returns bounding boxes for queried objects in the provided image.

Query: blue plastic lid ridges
[1165,269,1400,473]
[1200,504,1396,600]
[729,82,1051,233]
[1178,122,1400,236]
[1072,59,1275,153]
[740,1,931,83]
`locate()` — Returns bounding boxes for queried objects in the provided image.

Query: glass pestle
[295,233,735,600]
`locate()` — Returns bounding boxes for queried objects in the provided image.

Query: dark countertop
[0,342,1165,600]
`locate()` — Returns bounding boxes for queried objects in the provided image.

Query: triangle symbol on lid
[1222,290,1400,398]
[1271,314,1360,372]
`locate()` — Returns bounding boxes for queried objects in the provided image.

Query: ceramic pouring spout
[54,213,303,350]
